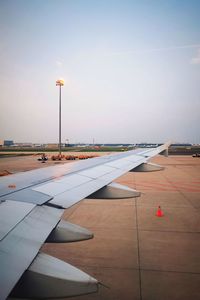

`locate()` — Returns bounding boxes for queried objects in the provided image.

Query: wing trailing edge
[0,142,171,299]
[0,205,64,300]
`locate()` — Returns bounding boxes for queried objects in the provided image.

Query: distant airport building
[14,143,33,147]
[33,144,45,148]
[4,140,14,146]
[171,143,192,147]
[45,143,59,149]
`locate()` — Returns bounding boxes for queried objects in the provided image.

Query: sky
[0,0,200,144]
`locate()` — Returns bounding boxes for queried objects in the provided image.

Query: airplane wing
[0,142,170,299]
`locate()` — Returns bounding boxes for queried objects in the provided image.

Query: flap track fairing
[46,220,93,243]
[87,182,141,199]
[130,162,164,172]
[10,253,98,299]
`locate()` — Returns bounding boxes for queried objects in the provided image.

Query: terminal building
[2,140,14,147]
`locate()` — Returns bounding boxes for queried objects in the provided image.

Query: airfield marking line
[161,173,199,209]
[135,203,143,300]
[139,229,200,234]
[118,179,200,192]
[140,268,200,275]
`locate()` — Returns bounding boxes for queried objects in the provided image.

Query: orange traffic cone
[156,206,164,217]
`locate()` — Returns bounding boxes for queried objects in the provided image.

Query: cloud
[191,48,200,65]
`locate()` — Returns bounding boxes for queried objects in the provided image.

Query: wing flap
[32,174,92,197]
[78,165,116,179]
[105,155,144,169]
[1,189,52,205]
[38,156,146,208]
[0,200,35,241]
[0,205,63,300]
[49,178,109,208]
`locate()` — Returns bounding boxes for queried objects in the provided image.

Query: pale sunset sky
[0,0,200,144]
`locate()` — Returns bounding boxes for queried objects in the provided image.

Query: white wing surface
[0,142,170,299]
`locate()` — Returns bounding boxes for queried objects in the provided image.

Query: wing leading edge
[0,142,170,299]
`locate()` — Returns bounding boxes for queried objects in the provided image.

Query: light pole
[56,79,64,156]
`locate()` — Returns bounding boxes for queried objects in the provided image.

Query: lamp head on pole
[56,79,65,86]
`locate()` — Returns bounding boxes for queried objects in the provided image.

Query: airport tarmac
[0,154,200,299]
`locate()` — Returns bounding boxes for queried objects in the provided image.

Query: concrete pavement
[43,155,200,300]
[1,153,199,299]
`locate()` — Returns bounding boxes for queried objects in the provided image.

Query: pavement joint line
[86,227,138,231]
[140,268,200,275]
[81,227,200,234]
[130,170,144,299]
[162,170,197,209]
[133,166,143,299]
[72,264,140,271]
[135,193,143,299]
[68,264,200,276]
[138,229,200,234]
[137,204,196,209]
[81,203,134,206]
